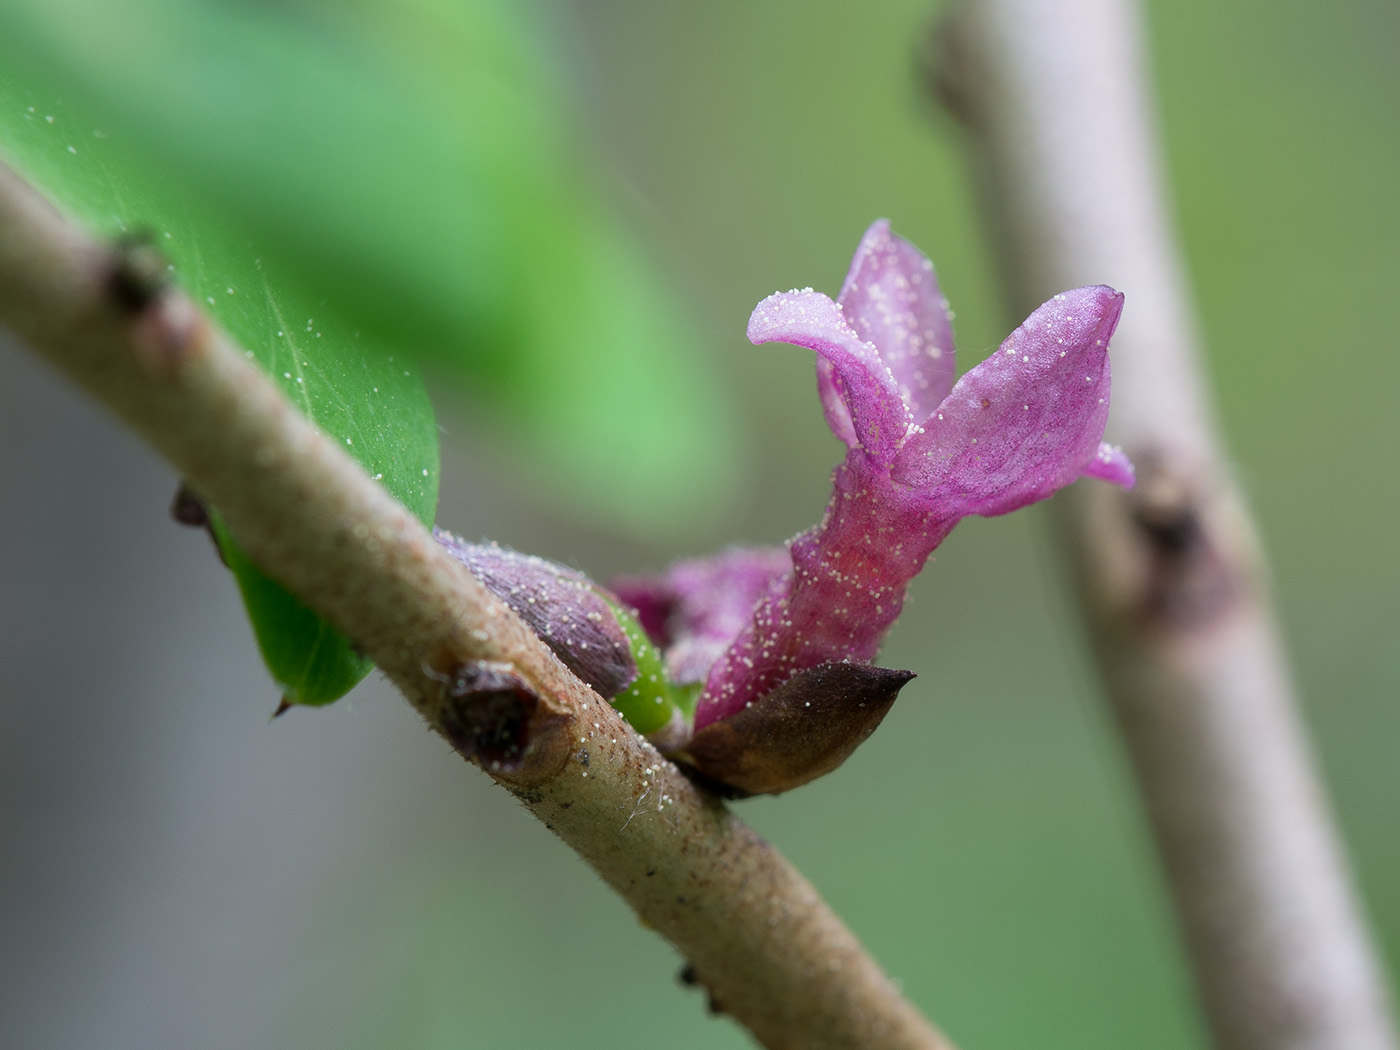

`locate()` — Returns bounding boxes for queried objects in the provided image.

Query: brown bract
[680,663,915,796]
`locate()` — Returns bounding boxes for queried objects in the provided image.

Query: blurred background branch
[926,0,1398,1047]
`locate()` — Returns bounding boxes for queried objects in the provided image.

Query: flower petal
[837,220,957,422]
[1083,442,1136,487]
[612,547,791,687]
[814,359,858,450]
[890,286,1124,517]
[748,289,912,466]
[694,455,952,730]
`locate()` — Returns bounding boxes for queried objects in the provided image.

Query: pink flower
[619,221,1132,772]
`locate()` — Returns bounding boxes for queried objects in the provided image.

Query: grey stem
[928,1,1398,1048]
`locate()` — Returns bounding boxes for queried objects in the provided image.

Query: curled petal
[837,220,957,421]
[1083,442,1135,487]
[814,359,857,450]
[891,286,1124,517]
[748,289,912,466]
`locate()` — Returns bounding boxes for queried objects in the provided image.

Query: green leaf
[216,526,376,707]
[0,0,736,536]
[0,41,440,706]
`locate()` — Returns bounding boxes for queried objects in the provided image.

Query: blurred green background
[0,1,1396,1048]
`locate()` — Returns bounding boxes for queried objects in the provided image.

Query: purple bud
[434,529,637,699]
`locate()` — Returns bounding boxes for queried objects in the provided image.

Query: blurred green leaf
[0,0,735,534]
[216,527,376,707]
[0,43,440,706]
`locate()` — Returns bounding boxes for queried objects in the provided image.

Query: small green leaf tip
[603,598,693,749]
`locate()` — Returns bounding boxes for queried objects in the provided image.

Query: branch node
[169,482,208,528]
[1128,457,1240,632]
[130,295,209,376]
[107,232,171,311]
[440,660,570,780]
[677,962,726,1016]
[107,234,210,376]
[918,8,978,127]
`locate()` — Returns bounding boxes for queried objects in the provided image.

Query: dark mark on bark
[170,482,229,567]
[439,661,543,771]
[1134,469,1201,554]
[1130,459,1239,630]
[107,232,170,312]
[919,11,980,126]
[170,483,207,527]
[678,963,724,1016]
